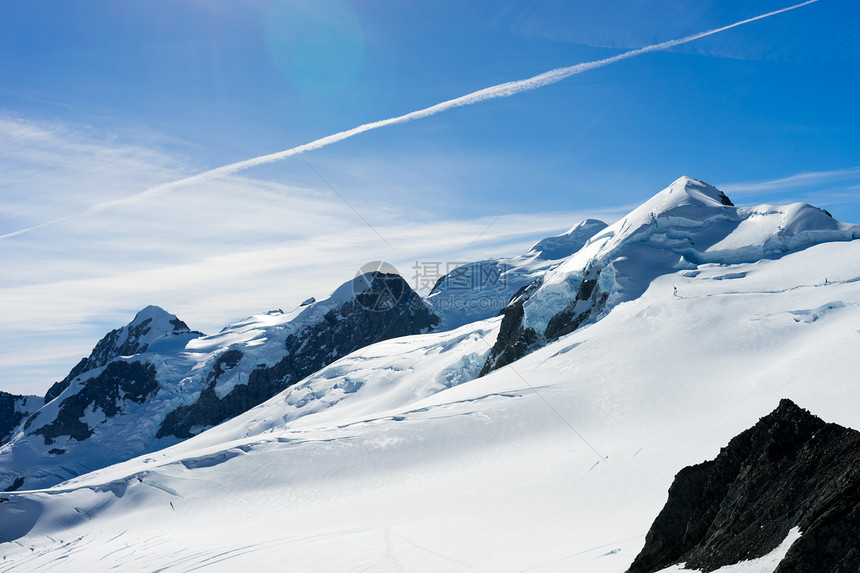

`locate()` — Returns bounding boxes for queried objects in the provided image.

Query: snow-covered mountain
[41,305,197,404]
[0,272,437,491]
[1,177,859,571]
[482,176,860,374]
[0,220,615,492]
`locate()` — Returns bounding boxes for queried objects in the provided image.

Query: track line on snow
[477,338,608,462]
[519,533,646,571]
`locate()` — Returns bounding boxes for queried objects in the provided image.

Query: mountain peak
[43,306,194,404]
[643,176,734,217]
[128,305,190,334]
[132,304,171,323]
[485,176,860,376]
[126,304,189,328]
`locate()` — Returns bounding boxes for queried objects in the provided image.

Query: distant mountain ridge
[426,218,608,330]
[0,272,438,491]
[0,221,616,491]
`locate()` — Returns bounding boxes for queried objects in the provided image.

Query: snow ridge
[483,177,860,374]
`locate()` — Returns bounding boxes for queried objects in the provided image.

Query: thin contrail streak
[0,0,819,241]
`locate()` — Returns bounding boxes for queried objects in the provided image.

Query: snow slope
[2,228,860,571]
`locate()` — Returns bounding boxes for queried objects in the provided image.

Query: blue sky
[1,0,859,394]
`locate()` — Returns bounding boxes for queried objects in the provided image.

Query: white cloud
[719,167,860,195]
[717,168,860,220]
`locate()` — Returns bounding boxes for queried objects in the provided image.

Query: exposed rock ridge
[628,399,860,573]
[33,361,160,446]
[0,393,39,446]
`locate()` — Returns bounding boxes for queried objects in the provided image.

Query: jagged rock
[480,266,610,375]
[628,399,860,573]
[3,477,24,492]
[478,301,539,376]
[543,270,608,341]
[0,393,38,446]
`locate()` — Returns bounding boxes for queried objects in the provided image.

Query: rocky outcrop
[0,392,38,446]
[477,301,539,376]
[157,273,439,439]
[480,265,612,376]
[628,399,860,573]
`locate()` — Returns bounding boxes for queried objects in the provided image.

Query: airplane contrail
[1,0,819,240]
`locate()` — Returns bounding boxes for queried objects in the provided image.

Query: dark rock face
[3,477,25,492]
[628,399,860,573]
[157,273,439,439]
[32,361,159,445]
[478,301,539,376]
[0,393,36,446]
